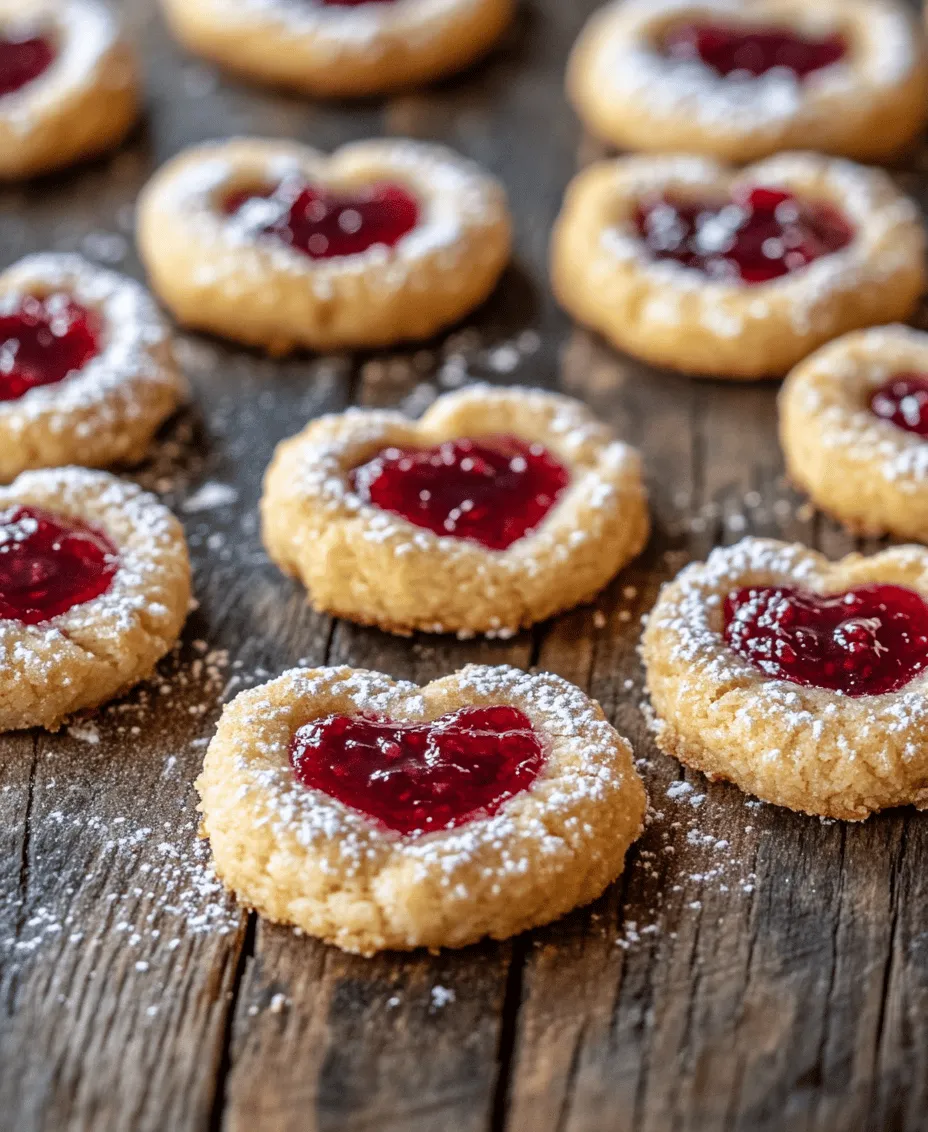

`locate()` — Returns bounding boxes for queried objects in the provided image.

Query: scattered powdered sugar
[429,985,456,1010]
[182,481,240,513]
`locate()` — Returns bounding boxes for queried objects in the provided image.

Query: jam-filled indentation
[350,434,570,550]
[870,374,928,438]
[0,504,118,624]
[661,21,847,80]
[289,705,545,836]
[724,583,928,696]
[634,185,854,284]
[0,34,55,98]
[222,178,419,259]
[0,295,101,402]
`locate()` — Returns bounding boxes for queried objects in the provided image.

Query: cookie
[136,137,512,354]
[197,664,646,954]
[261,384,649,636]
[0,253,186,482]
[0,467,191,731]
[551,152,925,380]
[0,0,139,181]
[160,0,513,97]
[567,0,928,164]
[642,537,928,819]
[780,326,928,542]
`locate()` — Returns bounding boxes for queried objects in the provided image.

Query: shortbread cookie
[197,664,646,954]
[780,326,928,542]
[137,137,511,353]
[551,152,925,380]
[642,537,928,819]
[0,0,139,181]
[0,254,186,482]
[568,0,928,164]
[261,384,649,636]
[0,467,190,731]
[160,0,513,97]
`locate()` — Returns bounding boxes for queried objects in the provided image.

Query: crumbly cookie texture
[0,467,191,731]
[136,136,512,354]
[197,664,646,955]
[568,0,928,164]
[0,254,186,482]
[0,0,139,180]
[551,152,925,380]
[780,326,928,541]
[641,537,928,820]
[160,0,513,97]
[260,384,649,636]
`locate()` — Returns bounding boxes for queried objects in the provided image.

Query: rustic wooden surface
[1,1,928,1129]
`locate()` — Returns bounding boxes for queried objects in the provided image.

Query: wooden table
[2,1,927,1129]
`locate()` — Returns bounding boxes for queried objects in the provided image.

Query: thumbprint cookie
[260,384,649,636]
[0,254,186,481]
[567,0,928,164]
[642,537,928,819]
[0,467,190,731]
[550,152,924,380]
[159,0,513,98]
[197,664,646,954]
[0,0,139,181]
[137,137,512,354]
[780,326,928,543]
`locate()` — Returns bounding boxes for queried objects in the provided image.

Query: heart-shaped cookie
[0,466,191,732]
[642,537,928,819]
[0,254,186,482]
[568,0,928,164]
[780,325,928,542]
[136,137,512,353]
[551,152,925,379]
[0,0,139,180]
[159,0,514,97]
[261,384,649,636]
[196,664,646,954]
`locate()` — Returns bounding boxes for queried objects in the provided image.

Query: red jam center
[870,374,928,438]
[350,434,570,551]
[0,505,118,625]
[635,186,854,284]
[661,21,846,79]
[0,295,101,403]
[289,706,545,836]
[724,584,928,696]
[0,34,55,97]
[222,179,419,259]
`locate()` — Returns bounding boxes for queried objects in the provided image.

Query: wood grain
[0,0,926,1129]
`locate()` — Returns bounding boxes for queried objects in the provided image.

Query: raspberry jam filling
[870,374,928,438]
[661,21,846,79]
[350,434,570,551]
[289,706,545,836]
[222,178,419,259]
[0,295,101,402]
[0,505,118,625]
[0,34,55,98]
[635,186,854,284]
[724,584,928,696]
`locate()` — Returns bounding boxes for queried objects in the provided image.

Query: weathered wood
[2,0,928,1128]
